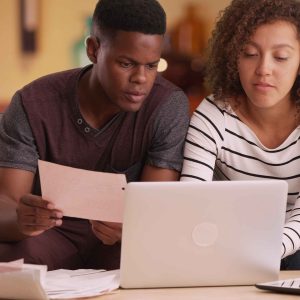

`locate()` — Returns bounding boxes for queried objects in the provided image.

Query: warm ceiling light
[158,58,168,72]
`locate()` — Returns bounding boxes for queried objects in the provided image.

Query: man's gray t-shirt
[0,89,189,178]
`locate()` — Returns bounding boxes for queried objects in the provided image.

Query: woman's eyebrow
[245,41,295,50]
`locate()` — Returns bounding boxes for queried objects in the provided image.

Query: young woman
[181,0,300,269]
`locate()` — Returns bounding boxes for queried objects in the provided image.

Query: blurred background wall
[0,0,231,110]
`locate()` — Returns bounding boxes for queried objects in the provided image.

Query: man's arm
[0,167,34,241]
[0,167,63,241]
[140,164,179,181]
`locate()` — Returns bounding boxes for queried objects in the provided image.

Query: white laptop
[120,180,288,288]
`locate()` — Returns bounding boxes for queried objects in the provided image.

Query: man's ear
[86,36,99,64]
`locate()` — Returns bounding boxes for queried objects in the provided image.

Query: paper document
[45,269,120,299]
[0,260,48,300]
[39,160,127,222]
[0,261,120,299]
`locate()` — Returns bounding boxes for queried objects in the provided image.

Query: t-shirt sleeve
[180,97,224,182]
[0,92,39,173]
[282,198,300,259]
[146,90,190,172]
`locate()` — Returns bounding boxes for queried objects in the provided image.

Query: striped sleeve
[282,197,300,258]
[181,97,224,182]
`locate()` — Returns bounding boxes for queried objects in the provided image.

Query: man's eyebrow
[118,56,160,65]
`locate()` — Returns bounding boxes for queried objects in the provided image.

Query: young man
[0,0,189,270]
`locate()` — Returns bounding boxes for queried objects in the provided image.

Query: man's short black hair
[92,0,166,35]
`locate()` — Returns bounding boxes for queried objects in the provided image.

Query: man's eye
[120,62,132,68]
[147,64,158,70]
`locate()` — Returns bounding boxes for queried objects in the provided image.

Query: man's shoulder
[143,75,185,110]
[152,75,181,92]
[19,66,89,100]
[134,76,188,126]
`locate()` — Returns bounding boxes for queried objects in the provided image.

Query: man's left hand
[90,220,122,245]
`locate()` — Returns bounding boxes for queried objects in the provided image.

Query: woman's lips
[253,82,275,92]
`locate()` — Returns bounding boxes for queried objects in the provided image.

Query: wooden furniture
[0,102,7,112]
[92,271,300,300]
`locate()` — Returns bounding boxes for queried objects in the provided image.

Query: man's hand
[17,194,63,237]
[90,221,122,245]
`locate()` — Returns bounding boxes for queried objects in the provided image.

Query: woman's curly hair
[205,0,300,101]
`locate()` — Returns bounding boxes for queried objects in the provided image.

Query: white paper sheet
[0,261,120,299]
[39,160,127,222]
[0,260,48,300]
[45,269,120,299]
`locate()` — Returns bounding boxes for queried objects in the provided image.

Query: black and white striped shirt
[181,95,300,259]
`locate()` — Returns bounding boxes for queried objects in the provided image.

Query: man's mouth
[124,92,146,103]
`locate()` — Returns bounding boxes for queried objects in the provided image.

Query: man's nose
[130,66,147,84]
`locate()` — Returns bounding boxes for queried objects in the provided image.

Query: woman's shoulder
[193,94,230,119]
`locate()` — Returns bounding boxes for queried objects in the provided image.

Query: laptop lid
[120,180,287,288]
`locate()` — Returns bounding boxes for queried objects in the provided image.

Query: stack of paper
[0,260,48,299]
[45,269,120,299]
[0,260,120,299]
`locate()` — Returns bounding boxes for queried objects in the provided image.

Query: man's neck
[77,68,120,129]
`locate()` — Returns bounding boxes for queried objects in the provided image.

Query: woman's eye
[275,57,288,61]
[244,52,258,57]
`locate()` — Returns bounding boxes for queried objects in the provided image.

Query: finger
[20,228,46,237]
[91,220,122,233]
[91,221,119,236]
[99,221,122,230]
[20,222,60,236]
[17,205,63,235]
[20,194,59,211]
[90,222,117,238]
[18,204,63,218]
[19,214,63,227]
[101,238,118,245]
[91,222,122,242]
[91,227,118,245]
[92,228,113,241]
[21,223,57,232]
[18,216,62,236]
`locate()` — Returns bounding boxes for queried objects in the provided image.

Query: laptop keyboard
[256,278,300,294]
[276,279,300,288]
